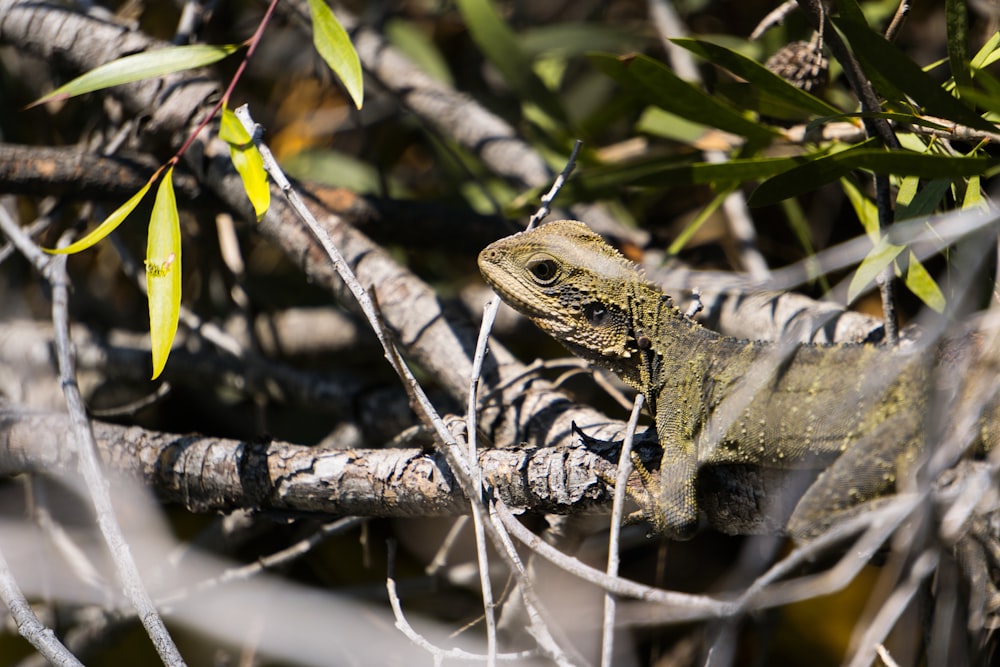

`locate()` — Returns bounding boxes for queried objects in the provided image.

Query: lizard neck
[614,280,748,393]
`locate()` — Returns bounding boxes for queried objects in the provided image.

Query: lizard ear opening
[584,302,610,327]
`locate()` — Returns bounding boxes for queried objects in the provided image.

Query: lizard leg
[628,448,699,540]
[787,417,921,541]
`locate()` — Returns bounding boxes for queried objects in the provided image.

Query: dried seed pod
[765,38,829,94]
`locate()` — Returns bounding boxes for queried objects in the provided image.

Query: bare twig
[0,545,84,667]
[601,393,644,667]
[0,206,186,666]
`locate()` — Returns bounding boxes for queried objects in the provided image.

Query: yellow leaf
[220,106,270,220]
[146,167,182,380]
[44,180,153,254]
[904,251,946,313]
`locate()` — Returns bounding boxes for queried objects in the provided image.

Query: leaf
[456,0,568,125]
[667,189,728,255]
[903,251,946,313]
[307,0,364,109]
[946,0,973,94]
[220,106,270,220]
[971,31,1000,70]
[749,145,997,207]
[44,179,153,254]
[570,153,807,200]
[841,175,879,238]
[833,17,996,133]
[896,178,950,221]
[962,175,987,210]
[146,167,182,380]
[672,38,841,117]
[29,44,240,108]
[589,52,778,141]
[848,236,904,305]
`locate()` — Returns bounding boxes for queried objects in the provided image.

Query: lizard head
[478,220,646,369]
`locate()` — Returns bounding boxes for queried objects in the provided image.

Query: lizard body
[478,220,997,540]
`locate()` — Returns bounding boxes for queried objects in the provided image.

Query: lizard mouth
[478,260,551,319]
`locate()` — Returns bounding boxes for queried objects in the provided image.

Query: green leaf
[749,145,997,207]
[971,31,1000,70]
[520,23,636,59]
[570,153,807,200]
[456,0,567,125]
[903,251,946,313]
[833,17,996,133]
[962,175,987,210]
[307,0,364,109]
[589,52,778,141]
[635,107,710,143]
[44,179,153,254]
[946,0,973,94]
[667,189,728,255]
[896,178,950,221]
[220,106,270,220]
[29,44,240,108]
[672,38,841,117]
[146,167,182,380]
[848,236,904,304]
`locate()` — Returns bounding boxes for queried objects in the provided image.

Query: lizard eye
[527,257,559,284]
[584,302,610,326]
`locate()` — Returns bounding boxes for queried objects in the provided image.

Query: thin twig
[235,105,574,665]
[463,138,584,665]
[0,545,84,667]
[385,541,537,663]
[0,205,186,666]
[601,393,644,667]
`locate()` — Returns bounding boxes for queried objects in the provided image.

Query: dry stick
[233,106,574,666]
[462,139,582,665]
[0,206,186,666]
[156,517,365,609]
[48,250,187,667]
[385,541,537,664]
[600,393,644,667]
[845,550,939,667]
[0,545,84,667]
[465,140,582,660]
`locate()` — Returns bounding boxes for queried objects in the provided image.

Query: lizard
[478,219,999,541]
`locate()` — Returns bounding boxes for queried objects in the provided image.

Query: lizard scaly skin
[478,220,997,540]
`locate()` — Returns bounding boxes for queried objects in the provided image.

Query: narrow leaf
[946,0,973,93]
[896,178,950,221]
[904,251,946,313]
[848,237,904,304]
[833,17,996,133]
[45,179,153,254]
[307,0,364,109]
[220,106,270,220]
[749,145,996,207]
[29,44,240,108]
[589,53,778,141]
[146,167,182,380]
[672,38,841,117]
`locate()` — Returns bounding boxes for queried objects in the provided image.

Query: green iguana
[478,219,998,540]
